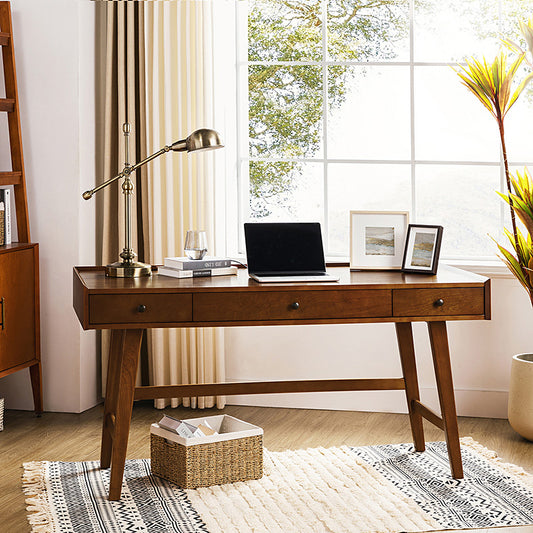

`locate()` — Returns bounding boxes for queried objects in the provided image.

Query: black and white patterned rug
[23,438,533,532]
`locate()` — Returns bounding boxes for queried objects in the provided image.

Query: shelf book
[157,265,238,278]
[0,188,11,246]
[164,256,232,270]
[0,189,11,246]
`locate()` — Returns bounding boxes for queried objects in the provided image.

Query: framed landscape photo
[401,224,443,275]
[350,211,409,270]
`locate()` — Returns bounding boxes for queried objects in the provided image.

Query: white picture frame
[349,211,410,270]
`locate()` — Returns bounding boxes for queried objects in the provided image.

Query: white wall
[226,273,533,418]
[0,0,97,413]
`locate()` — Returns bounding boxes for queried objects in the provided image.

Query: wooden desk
[73,265,490,500]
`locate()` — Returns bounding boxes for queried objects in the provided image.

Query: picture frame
[401,224,443,275]
[349,211,410,270]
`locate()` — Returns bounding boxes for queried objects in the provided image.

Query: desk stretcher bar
[134,378,406,400]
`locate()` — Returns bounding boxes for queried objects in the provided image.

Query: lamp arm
[82,145,171,200]
[82,170,126,200]
[128,146,169,173]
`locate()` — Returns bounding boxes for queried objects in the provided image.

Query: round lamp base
[105,261,152,278]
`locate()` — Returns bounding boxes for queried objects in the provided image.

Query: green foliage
[495,169,533,297]
[247,0,409,217]
[457,17,533,305]
[250,161,302,218]
[456,52,530,120]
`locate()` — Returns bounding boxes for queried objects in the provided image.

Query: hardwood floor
[1,402,533,532]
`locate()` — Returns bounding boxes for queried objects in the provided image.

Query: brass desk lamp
[82,123,223,277]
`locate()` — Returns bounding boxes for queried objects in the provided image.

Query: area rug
[23,438,533,533]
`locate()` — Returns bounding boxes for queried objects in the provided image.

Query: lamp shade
[171,128,224,153]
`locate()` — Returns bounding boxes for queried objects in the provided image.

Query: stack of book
[158,256,237,278]
[0,189,11,246]
[158,414,218,438]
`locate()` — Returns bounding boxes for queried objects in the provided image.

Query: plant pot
[508,353,533,441]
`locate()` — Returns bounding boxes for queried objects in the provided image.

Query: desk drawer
[194,290,391,322]
[393,288,485,317]
[89,294,192,324]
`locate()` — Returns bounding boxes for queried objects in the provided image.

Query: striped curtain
[141,0,225,409]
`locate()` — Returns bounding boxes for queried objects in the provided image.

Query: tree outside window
[243,0,533,259]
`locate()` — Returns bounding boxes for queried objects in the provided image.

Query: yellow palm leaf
[520,17,533,57]
[455,50,527,120]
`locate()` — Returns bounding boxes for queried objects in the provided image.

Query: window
[235,0,533,260]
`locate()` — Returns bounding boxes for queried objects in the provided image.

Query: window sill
[325,257,514,279]
[441,259,513,279]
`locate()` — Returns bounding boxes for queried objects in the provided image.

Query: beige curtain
[97,0,225,408]
[97,1,148,390]
[141,0,226,409]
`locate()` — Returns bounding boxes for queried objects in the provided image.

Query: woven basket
[0,398,4,431]
[151,432,263,489]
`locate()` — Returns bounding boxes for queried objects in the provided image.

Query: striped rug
[23,438,533,533]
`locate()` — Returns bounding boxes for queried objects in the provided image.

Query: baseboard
[225,380,509,419]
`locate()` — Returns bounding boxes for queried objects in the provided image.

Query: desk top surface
[74,264,488,294]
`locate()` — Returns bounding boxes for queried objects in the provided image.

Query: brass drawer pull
[434,298,444,307]
[137,304,147,313]
[291,302,300,310]
[0,297,4,329]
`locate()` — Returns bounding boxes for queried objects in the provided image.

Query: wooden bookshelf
[0,2,42,413]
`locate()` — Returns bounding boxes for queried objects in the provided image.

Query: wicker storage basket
[0,398,4,431]
[150,414,263,489]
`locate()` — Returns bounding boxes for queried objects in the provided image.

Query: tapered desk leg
[395,322,425,452]
[100,328,143,501]
[29,362,43,415]
[101,330,126,469]
[428,321,463,479]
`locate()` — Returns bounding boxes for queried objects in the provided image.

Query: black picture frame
[401,224,443,275]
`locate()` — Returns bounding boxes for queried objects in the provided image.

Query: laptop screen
[244,222,327,275]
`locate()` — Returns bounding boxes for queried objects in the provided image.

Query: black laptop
[244,222,339,283]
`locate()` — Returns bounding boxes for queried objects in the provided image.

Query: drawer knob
[291,302,300,310]
[137,304,147,313]
[434,298,444,307]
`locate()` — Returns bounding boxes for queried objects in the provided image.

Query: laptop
[244,222,339,283]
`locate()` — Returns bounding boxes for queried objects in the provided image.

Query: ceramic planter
[508,353,533,441]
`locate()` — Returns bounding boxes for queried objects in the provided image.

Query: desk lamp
[82,123,223,277]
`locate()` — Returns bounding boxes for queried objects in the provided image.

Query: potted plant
[456,18,533,440]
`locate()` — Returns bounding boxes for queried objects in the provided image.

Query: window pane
[506,91,533,164]
[240,0,530,261]
[414,0,500,62]
[327,0,409,62]
[327,164,411,255]
[249,65,323,159]
[249,161,324,222]
[414,66,500,162]
[415,165,501,258]
[328,66,410,160]
[248,0,323,62]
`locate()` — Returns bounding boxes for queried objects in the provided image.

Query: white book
[0,200,4,246]
[176,422,204,438]
[164,256,232,270]
[158,415,207,438]
[158,265,238,278]
[4,189,11,244]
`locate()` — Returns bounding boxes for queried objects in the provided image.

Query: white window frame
[226,0,531,275]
